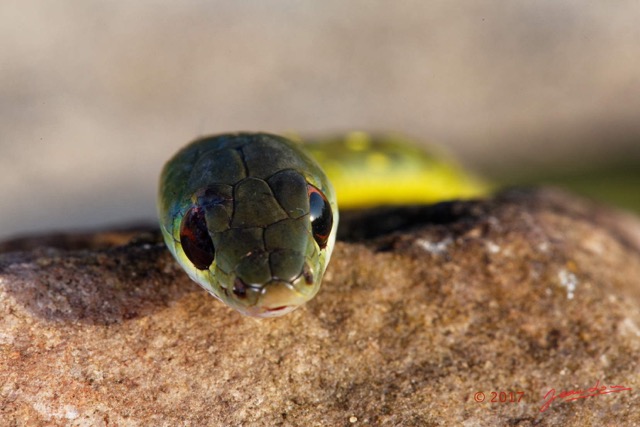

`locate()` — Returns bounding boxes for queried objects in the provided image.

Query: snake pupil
[180,206,215,270]
[308,184,333,249]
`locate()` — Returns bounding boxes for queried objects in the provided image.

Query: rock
[1,188,639,426]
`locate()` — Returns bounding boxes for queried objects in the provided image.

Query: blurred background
[2,1,639,240]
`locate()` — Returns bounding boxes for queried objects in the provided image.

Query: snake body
[158,132,486,317]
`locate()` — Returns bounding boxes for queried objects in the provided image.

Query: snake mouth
[259,280,308,312]
[256,304,299,318]
[242,301,299,318]
[266,305,289,312]
[229,262,318,317]
[232,276,315,318]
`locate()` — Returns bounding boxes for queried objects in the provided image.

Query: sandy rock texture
[1,189,639,426]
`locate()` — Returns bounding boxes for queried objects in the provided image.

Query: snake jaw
[246,305,299,318]
[232,265,321,317]
[238,274,317,318]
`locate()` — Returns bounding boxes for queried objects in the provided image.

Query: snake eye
[308,184,333,249]
[180,206,215,270]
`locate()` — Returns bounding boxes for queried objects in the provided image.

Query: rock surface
[1,189,639,426]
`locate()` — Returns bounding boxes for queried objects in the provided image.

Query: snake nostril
[303,265,314,285]
[233,278,248,298]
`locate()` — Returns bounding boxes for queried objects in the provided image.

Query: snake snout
[232,261,319,318]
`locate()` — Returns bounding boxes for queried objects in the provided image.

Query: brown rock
[1,189,639,426]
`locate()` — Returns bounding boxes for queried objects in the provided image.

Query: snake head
[158,133,338,317]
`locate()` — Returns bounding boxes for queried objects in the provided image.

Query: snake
[158,132,487,317]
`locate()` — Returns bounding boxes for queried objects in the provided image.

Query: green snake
[158,132,487,317]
